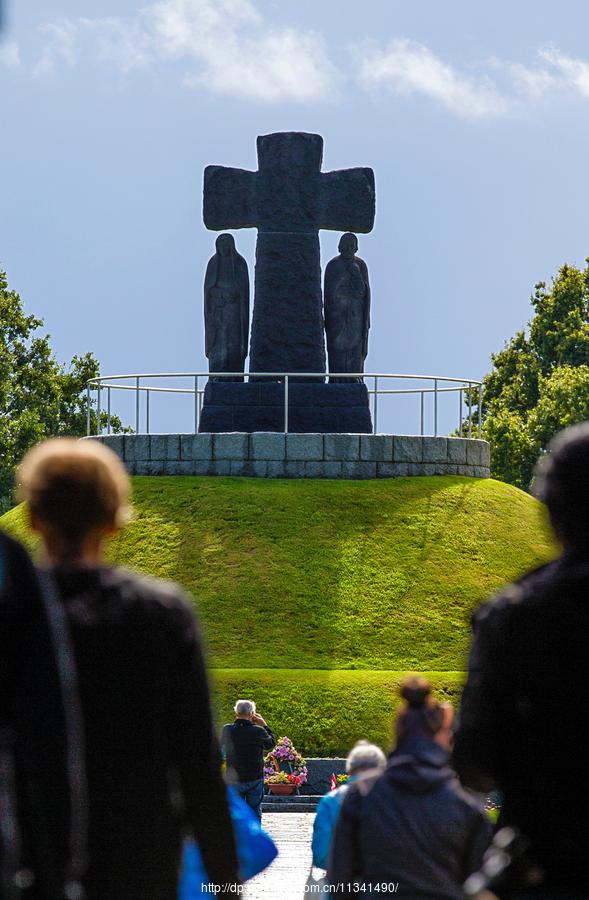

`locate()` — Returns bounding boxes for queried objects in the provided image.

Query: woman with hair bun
[396,676,453,748]
[327,677,491,899]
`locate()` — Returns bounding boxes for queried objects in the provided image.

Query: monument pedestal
[198,381,373,434]
[92,433,492,480]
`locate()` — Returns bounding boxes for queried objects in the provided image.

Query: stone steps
[262,794,322,813]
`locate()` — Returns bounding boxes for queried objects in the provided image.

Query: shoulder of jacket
[447,779,488,816]
[103,567,194,616]
[473,583,523,627]
[347,769,381,799]
[316,791,338,812]
[472,560,556,629]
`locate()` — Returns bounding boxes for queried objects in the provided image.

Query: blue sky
[2,0,589,433]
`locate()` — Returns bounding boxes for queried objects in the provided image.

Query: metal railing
[86,372,484,438]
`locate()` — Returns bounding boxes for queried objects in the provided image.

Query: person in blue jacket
[311,740,386,870]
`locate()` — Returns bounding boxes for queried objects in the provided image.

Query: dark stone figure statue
[204,233,250,380]
[324,233,371,382]
[199,133,375,432]
[203,132,375,376]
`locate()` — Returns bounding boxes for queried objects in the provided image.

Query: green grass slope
[1,475,555,753]
[2,475,554,673]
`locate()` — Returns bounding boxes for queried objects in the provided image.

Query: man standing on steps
[222,700,275,820]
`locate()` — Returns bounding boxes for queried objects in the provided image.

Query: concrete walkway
[244,812,320,899]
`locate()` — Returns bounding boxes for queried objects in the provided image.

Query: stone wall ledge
[87,433,491,479]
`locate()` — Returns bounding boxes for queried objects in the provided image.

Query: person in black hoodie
[328,678,491,899]
[14,437,240,900]
[454,423,589,899]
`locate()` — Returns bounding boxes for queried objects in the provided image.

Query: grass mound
[2,475,553,670]
[2,475,554,753]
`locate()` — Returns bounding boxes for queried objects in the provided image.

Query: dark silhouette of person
[204,234,250,381]
[454,422,589,898]
[13,438,240,900]
[1,530,78,900]
[324,233,370,383]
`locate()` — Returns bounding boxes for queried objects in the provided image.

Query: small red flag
[330,773,337,791]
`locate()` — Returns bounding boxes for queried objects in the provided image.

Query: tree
[0,269,126,511]
[475,260,589,489]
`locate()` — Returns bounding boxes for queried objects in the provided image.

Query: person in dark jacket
[328,678,491,899]
[1,531,74,900]
[221,700,275,820]
[454,423,589,899]
[15,437,240,900]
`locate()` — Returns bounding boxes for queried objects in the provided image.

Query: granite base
[198,381,373,434]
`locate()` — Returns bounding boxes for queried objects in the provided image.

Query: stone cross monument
[199,131,376,433]
[203,132,375,374]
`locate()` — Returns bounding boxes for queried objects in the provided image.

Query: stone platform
[198,381,372,433]
[93,433,491,479]
[262,795,320,813]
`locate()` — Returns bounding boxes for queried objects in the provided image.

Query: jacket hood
[385,738,454,793]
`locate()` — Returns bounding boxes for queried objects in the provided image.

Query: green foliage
[211,669,466,757]
[1,475,555,672]
[477,261,589,489]
[0,269,127,511]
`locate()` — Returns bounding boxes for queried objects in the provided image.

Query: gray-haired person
[312,741,386,870]
[221,700,275,820]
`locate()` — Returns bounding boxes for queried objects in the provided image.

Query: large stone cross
[203,132,375,374]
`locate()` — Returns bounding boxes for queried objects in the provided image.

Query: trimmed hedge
[211,669,465,757]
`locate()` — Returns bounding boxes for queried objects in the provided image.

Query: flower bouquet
[264,736,308,796]
[265,771,301,796]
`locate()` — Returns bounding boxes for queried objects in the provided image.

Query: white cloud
[539,46,589,97]
[33,22,78,76]
[152,0,337,102]
[507,61,558,98]
[182,27,337,102]
[33,0,340,103]
[495,47,589,105]
[32,6,589,115]
[0,40,21,69]
[150,0,261,57]
[86,18,153,74]
[359,39,508,119]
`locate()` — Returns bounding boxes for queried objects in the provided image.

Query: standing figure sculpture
[324,233,371,383]
[204,233,250,380]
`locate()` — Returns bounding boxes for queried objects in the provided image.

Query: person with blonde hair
[16,438,239,900]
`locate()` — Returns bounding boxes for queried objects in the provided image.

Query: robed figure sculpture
[204,233,250,380]
[324,233,371,383]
